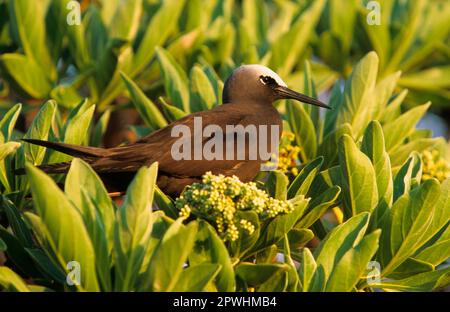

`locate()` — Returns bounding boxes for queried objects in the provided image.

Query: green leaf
[159,97,188,122]
[308,165,342,199]
[339,135,378,218]
[266,170,289,200]
[299,248,317,292]
[50,85,83,109]
[376,267,450,292]
[8,0,55,79]
[318,123,353,167]
[252,196,309,253]
[0,54,53,98]
[390,258,434,279]
[428,178,450,240]
[155,47,190,112]
[383,102,431,151]
[1,196,34,247]
[287,156,323,199]
[399,66,450,90]
[336,52,378,137]
[25,163,99,291]
[121,72,167,130]
[230,210,260,258]
[143,220,198,291]
[190,65,217,112]
[25,247,66,285]
[372,72,401,120]
[325,230,381,291]
[415,238,450,267]
[0,103,21,143]
[236,263,287,287]
[0,238,5,252]
[380,89,408,124]
[66,15,91,69]
[257,268,289,292]
[383,179,441,276]
[0,142,21,191]
[93,39,127,96]
[109,0,142,42]
[269,0,325,76]
[241,0,268,45]
[287,228,314,249]
[114,164,158,291]
[296,185,341,229]
[132,0,186,75]
[65,159,115,291]
[23,212,52,254]
[202,63,224,105]
[0,266,30,292]
[384,0,426,74]
[390,138,440,168]
[282,233,300,291]
[313,213,370,284]
[154,186,178,219]
[20,100,57,165]
[49,102,95,163]
[286,101,317,161]
[91,109,111,147]
[0,225,41,278]
[172,263,220,292]
[328,0,357,55]
[85,6,108,61]
[323,73,344,134]
[392,153,421,202]
[189,221,235,292]
[359,1,392,70]
[45,0,71,62]
[361,121,393,207]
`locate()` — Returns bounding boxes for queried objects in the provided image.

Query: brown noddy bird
[16,65,329,197]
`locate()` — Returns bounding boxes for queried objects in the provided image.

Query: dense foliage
[0,0,449,292]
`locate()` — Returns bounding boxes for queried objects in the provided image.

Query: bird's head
[222,64,330,109]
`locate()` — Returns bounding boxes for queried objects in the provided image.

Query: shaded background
[0,0,449,146]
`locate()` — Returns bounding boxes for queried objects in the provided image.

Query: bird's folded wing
[89,105,263,177]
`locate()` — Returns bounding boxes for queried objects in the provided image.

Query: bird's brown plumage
[19,101,282,197]
[17,64,328,197]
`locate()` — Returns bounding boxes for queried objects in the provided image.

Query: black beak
[274,85,331,109]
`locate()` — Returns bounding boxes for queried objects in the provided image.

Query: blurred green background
[0,0,449,146]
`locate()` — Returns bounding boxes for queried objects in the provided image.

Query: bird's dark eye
[259,75,277,87]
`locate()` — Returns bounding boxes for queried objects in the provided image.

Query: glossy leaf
[339,135,378,217]
[361,121,393,207]
[114,164,158,291]
[287,156,323,199]
[0,54,53,98]
[143,220,198,291]
[189,221,236,292]
[121,72,167,130]
[26,163,99,291]
[336,52,378,137]
[156,47,190,112]
[172,263,220,292]
[286,101,317,161]
[0,266,30,292]
[313,213,370,284]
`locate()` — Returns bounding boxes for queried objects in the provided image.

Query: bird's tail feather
[15,139,109,175]
[21,139,109,158]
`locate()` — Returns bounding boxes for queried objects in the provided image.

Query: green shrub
[0,0,449,292]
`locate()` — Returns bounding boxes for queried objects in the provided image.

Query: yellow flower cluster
[268,131,301,176]
[175,172,293,241]
[422,149,450,182]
